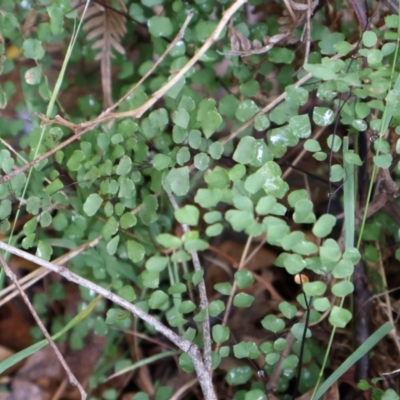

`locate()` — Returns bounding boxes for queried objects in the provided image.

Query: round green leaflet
[148,290,169,309]
[83,193,103,217]
[188,130,202,149]
[282,354,299,369]
[312,214,337,238]
[289,114,311,139]
[302,281,327,296]
[274,338,287,352]
[179,353,195,373]
[201,110,222,138]
[156,233,182,249]
[254,115,270,131]
[320,239,342,265]
[214,282,232,295]
[117,285,136,302]
[25,66,42,85]
[234,270,255,289]
[281,231,305,251]
[235,99,259,122]
[261,315,285,333]
[332,280,354,297]
[291,323,312,340]
[240,79,260,97]
[176,147,191,165]
[233,341,261,359]
[285,85,309,106]
[313,297,331,312]
[329,305,352,328]
[244,389,267,400]
[165,167,189,196]
[36,240,53,261]
[304,139,321,152]
[292,240,318,256]
[233,293,255,307]
[0,199,11,220]
[102,217,118,241]
[327,134,342,152]
[145,256,169,272]
[174,205,200,226]
[107,235,120,255]
[212,324,230,343]
[209,300,225,317]
[206,223,223,236]
[23,38,45,59]
[225,365,253,385]
[279,301,297,319]
[178,300,197,314]
[172,108,190,129]
[127,240,145,263]
[373,154,392,169]
[204,211,222,224]
[283,253,307,274]
[141,270,160,289]
[27,196,41,215]
[233,136,258,164]
[148,16,173,38]
[266,352,280,365]
[0,150,14,174]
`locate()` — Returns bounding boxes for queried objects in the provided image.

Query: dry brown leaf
[291,382,339,400]
[321,382,340,400]
[9,378,49,400]
[224,22,291,57]
[77,0,127,107]
[0,302,33,351]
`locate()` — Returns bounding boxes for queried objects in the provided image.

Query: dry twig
[0,253,87,399]
[214,235,253,354]
[289,0,318,63]
[166,192,213,372]
[108,11,194,112]
[0,36,357,187]
[221,42,357,145]
[0,0,242,185]
[0,236,102,307]
[36,0,248,130]
[0,240,218,400]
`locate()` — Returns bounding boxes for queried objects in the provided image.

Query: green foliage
[226,366,253,386]
[1,0,400,398]
[359,379,400,400]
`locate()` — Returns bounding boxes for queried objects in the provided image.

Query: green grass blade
[311,137,357,399]
[343,137,355,249]
[0,294,102,374]
[106,350,179,381]
[0,1,92,290]
[313,322,393,400]
[357,17,400,248]
[46,1,91,117]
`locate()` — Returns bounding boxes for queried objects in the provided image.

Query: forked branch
[0,241,217,400]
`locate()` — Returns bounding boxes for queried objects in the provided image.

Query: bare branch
[0,241,217,399]
[0,241,190,351]
[0,236,102,306]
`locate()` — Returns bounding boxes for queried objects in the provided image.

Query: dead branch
[0,253,87,399]
[0,241,217,400]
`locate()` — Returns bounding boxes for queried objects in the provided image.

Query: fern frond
[78,0,127,107]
